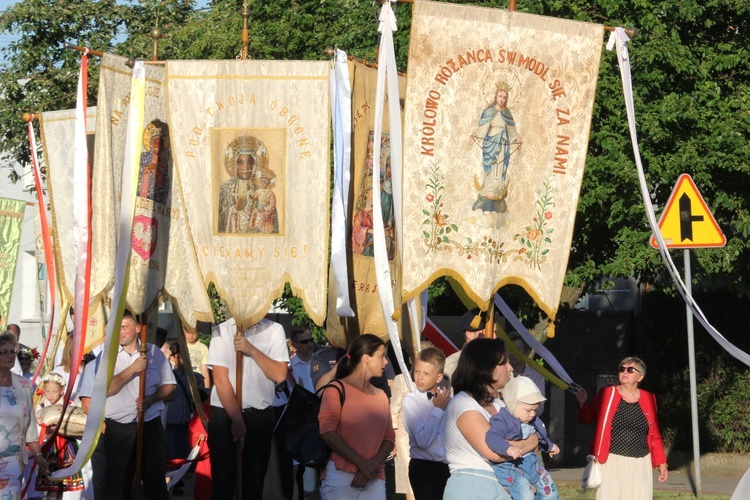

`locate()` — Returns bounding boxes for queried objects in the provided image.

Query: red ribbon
[26,115,57,385]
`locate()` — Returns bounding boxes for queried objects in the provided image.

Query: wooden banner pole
[134,310,149,499]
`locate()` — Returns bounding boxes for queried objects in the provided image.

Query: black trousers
[208,405,276,500]
[91,417,169,500]
[409,458,451,500]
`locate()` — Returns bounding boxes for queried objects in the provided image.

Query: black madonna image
[216,134,281,235]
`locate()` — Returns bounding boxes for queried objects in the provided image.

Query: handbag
[273,380,345,469]
[581,454,602,489]
[582,386,617,489]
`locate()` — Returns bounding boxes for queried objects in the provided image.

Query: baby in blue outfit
[485,375,560,499]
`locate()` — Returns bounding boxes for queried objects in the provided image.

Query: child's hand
[505,445,522,459]
[432,387,450,410]
[548,444,560,457]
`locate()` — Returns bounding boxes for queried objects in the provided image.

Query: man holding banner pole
[84,310,175,500]
[207,317,289,499]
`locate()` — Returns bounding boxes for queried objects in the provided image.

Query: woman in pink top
[319,334,396,499]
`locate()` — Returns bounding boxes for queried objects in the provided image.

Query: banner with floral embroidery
[401,1,603,320]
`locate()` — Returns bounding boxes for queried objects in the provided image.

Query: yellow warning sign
[650,174,726,249]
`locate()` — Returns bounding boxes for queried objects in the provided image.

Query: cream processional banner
[40,108,108,352]
[40,108,95,308]
[326,60,408,347]
[91,53,212,326]
[166,60,331,328]
[402,1,603,320]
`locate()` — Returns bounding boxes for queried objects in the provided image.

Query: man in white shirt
[207,317,289,499]
[83,310,176,500]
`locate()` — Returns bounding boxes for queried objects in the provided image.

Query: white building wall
[0,160,52,352]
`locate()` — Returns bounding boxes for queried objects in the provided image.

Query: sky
[0,0,212,62]
[0,0,19,55]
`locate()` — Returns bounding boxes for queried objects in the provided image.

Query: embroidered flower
[527,228,541,241]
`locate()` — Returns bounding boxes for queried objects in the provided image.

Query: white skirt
[597,453,653,500]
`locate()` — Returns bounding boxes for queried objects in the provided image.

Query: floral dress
[0,376,37,499]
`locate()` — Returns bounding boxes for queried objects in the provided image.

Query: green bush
[640,291,750,453]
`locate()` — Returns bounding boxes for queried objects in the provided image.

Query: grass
[554,481,729,499]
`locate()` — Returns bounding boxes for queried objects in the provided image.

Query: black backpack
[273,380,345,468]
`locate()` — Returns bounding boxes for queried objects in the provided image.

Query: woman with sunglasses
[576,356,668,499]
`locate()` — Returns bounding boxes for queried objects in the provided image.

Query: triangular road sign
[650,174,726,249]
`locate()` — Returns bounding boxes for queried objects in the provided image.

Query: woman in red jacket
[576,357,668,499]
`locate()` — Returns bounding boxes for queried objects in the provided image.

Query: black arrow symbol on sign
[679,193,704,242]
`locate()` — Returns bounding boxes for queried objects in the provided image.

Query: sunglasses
[618,365,641,374]
[295,338,314,345]
[0,349,18,356]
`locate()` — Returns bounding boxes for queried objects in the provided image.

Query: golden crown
[495,81,511,93]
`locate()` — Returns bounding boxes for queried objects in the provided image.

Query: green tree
[0,0,126,180]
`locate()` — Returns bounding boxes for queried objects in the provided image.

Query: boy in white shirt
[401,347,451,500]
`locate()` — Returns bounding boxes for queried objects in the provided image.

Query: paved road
[173,456,750,498]
[549,464,745,497]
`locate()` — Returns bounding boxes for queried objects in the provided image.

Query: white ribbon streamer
[54,61,147,478]
[372,1,412,389]
[329,49,355,317]
[71,53,91,390]
[608,28,750,367]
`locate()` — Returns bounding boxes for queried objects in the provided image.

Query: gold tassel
[470,313,482,330]
[547,322,556,338]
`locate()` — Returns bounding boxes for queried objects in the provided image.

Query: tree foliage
[2,0,750,309]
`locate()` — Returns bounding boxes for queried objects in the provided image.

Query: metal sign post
[651,174,727,499]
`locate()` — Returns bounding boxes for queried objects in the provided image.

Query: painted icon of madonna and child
[217,134,280,235]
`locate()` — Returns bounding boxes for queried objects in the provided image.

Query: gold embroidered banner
[40,108,96,309]
[41,108,111,353]
[166,60,331,328]
[326,61,407,347]
[0,197,25,330]
[92,54,211,326]
[402,1,603,320]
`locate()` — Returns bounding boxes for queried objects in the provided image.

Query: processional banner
[0,197,25,330]
[166,60,331,328]
[40,108,95,308]
[401,1,603,320]
[92,53,211,325]
[326,61,407,347]
[40,108,110,353]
